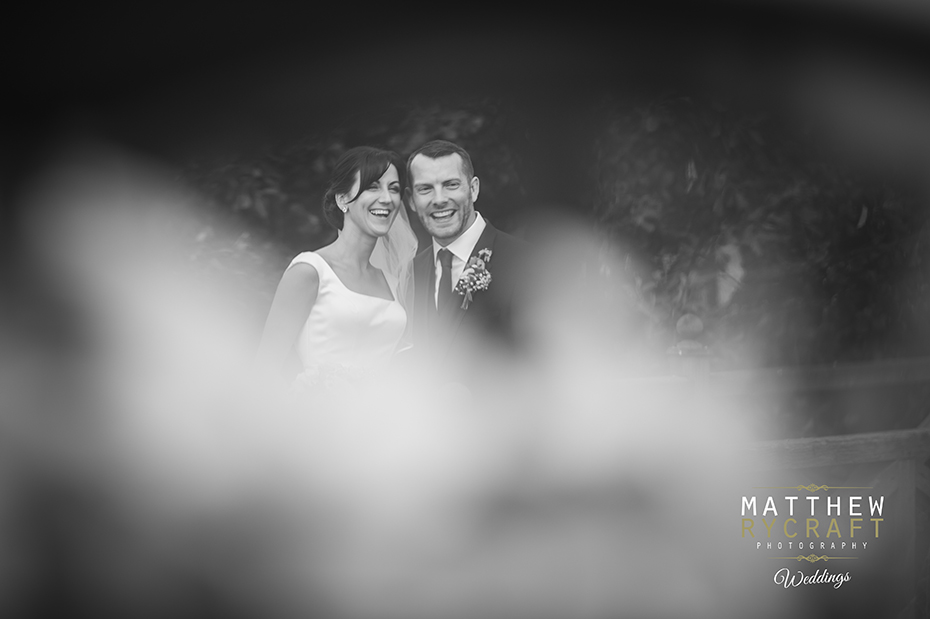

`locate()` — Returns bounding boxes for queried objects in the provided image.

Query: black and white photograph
[4,2,930,618]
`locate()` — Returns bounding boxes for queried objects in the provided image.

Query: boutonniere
[454,248,492,310]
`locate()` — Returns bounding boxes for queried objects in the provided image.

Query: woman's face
[340,164,402,237]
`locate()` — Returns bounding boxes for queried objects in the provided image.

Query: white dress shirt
[432,212,487,308]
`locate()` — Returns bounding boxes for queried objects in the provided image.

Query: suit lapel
[441,223,499,357]
[412,248,434,353]
[414,221,501,364]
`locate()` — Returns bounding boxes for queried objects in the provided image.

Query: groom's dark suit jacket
[408,220,528,371]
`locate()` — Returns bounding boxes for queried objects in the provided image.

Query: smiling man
[406,139,527,368]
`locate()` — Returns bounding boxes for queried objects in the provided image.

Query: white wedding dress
[287,252,407,380]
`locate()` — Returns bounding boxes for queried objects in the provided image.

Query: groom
[405,139,527,369]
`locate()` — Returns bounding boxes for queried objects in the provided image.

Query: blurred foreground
[0,147,874,618]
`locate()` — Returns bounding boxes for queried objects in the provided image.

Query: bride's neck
[331,226,377,270]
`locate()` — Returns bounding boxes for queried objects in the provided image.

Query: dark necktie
[437,248,454,314]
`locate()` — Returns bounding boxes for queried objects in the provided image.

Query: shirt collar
[432,211,486,263]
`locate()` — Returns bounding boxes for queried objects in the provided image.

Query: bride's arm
[255,263,319,376]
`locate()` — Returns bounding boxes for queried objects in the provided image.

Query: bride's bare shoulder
[282,250,325,285]
[281,260,319,284]
[313,243,338,261]
[273,262,320,312]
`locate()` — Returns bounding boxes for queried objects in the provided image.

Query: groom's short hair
[407,140,475,181]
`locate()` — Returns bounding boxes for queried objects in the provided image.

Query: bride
[256,146,418,386]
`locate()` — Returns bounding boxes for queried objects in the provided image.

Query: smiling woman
[322,147,404,232]
[338,165,402,240]
[256,146,418,380]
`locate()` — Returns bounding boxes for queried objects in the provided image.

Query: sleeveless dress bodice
[288,252,407,370]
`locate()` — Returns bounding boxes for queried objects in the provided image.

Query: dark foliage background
[9,0,930,398]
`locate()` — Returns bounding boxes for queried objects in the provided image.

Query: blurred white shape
[2,145,794,619]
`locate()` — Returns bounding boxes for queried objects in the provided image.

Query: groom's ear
[403,188,414,215]
[470,176,480,203]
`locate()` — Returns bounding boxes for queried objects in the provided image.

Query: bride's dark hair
[322,146,405,230]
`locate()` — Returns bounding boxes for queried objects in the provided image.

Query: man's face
[408,153,479,246]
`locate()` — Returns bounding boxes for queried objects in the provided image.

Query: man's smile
[431,209,456,221]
